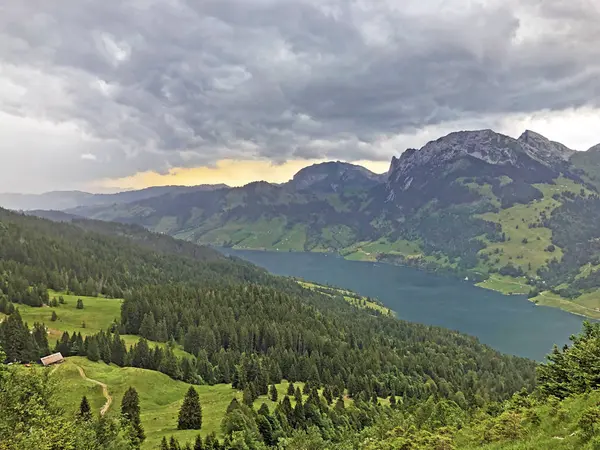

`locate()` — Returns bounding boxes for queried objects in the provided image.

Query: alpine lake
[220,248,586,361]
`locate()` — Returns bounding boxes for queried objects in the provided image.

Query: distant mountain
[62,129,600,318]
[570,142,600,191]
[0,184,228,211]
[287,161,385,193]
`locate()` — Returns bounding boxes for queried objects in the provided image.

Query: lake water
[220,248,586,361]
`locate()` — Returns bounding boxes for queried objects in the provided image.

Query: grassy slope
[50,357,374,449]
[17,291,122,341]
[51,357,247,449]
[3,290,195,357]
[10,286,387,448]
[298,280,394,316]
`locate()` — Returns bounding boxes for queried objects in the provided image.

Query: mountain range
[5,128,600,318]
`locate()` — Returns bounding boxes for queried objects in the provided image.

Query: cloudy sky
[1,0,599,193]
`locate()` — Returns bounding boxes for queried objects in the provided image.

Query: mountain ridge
[23,128,600,319]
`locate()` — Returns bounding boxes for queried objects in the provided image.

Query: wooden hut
[40,352,64,366]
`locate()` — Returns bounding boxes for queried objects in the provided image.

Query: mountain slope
[288,161,385,193]
[0,206,537,448]
[51,129,600,317]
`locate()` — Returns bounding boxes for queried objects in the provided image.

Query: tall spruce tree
[121,387,145,445]
[178,386,202,430]
[87,337,100,362]
[269,384,278,402]
[78,395,92,421]
[193,435,204,450]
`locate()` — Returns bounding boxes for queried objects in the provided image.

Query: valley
[3,128,600,449]
[33,129,600,320]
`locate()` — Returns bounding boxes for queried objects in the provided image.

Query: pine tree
[269,384,278,402]
[51,311,58,322]
[226,398,240,414]
[323,386,333,405]
[294,387,303,404]
[243,386,254,407]
[287,382,295,396]
[257,414,274,446]
[169,436,181,450]
[258,403,270,416]
[139,312,157,341]
[193,435,204,450]
[78,395,92,421]
[160,437,170,450]
[87,337,100,362]
[178,386,202,430]
[76,299,84,309]
[121,387,145,445]
[389,395,397,409]
[0,310,35,362]
[111,332,127,366]
[303,382,311,395]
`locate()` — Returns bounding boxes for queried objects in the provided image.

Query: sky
[1,0,599,193]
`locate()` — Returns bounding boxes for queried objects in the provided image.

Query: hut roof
[40,352,64,366]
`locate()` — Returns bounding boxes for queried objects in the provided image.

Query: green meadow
[50,357,368,450]
[15,291,122,340]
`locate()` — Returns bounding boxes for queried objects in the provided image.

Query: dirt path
[76,365,112,416]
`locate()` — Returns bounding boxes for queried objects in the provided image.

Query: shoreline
[220,245,600,321]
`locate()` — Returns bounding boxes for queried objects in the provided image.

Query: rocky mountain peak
[518,130,575,163]
[387,129,525,187]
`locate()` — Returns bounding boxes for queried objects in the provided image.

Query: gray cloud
[1,0,600,191]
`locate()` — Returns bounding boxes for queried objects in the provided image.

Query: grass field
[50,357,374,449]
[530,291,600,319]
[52,357,244,449]
[298,280,394,316]
[14,291,122,341]
[476,178,591,277]
[476,275,530,296]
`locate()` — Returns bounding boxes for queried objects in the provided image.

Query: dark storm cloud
[0,0,599,187]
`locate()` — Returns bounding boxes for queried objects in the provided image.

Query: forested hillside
[62,129,600,318]
[0,208,536,448]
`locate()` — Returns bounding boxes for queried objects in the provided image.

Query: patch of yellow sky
[95,159,390,190]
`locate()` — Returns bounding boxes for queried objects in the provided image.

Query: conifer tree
[139,312,157,341]
[87,337,100,362]
[193,435,204,450]
[258,403,270,416]
[178,386,202,430]
[242,386,254,407]
[121,387,145,445]
[111,332,127,366]
[226,398,241,414]
[323,386,333,405]
[269,384,278,402]
[0,309,35,362]
[78,395,92,421]
[287,383,295,396]
[169,436,181,450]
[303,382,311,395]
[160,437,169,450]
[76,299,84,309]
[294,387,303,404]
[389,395,397,409]
[51,311,58,322]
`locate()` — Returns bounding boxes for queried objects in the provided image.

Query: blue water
[221,248,586,361]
